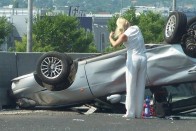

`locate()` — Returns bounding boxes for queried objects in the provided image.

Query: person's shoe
[122,114,135,118]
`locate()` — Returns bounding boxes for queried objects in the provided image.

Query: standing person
[109,17,147,118]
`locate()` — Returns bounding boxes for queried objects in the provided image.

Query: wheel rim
[41,56,63,79]
[165,15,176,38]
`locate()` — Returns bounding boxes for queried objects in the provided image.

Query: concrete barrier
[16,52,43,76]
[0,52,100,108]
[0,52,17,107]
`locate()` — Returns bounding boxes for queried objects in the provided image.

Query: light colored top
[123,25,146,55]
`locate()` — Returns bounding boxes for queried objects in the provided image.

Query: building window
[100,33,105,52]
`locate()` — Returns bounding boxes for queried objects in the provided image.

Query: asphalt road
[0,108,196,131]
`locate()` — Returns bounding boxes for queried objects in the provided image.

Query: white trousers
[125,52,147,118]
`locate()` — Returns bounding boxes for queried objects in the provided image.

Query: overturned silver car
[10,12,196,115]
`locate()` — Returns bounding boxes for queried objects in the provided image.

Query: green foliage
[121,7,139,25]
[106,8,165,52]
[0,17,13,44]
[87,43,98,53]
[138,11,165,43]
[13,35,52,52]
[107,8,138,32]
[32,14,94,53]
[12,0,19,8]
[14,14,95,52]
[14,36,26,52]
[106,8,139,52]
[107,15,118,32]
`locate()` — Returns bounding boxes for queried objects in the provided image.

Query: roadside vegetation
[0,17,12,48]
[14,14,97,53]
[106,8,166,52]
[6,7,165,53]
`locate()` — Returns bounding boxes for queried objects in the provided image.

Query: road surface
[0,108,196,131]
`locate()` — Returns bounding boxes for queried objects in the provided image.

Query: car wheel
[187,17,196,29]
[181,17,196,57]
[36,52,72,85]
[164,11,187,44]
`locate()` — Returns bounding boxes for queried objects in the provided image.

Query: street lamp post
[172,0,176,11]
[27,0,33,52]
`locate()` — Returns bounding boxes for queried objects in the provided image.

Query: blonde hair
[114,17,130,38]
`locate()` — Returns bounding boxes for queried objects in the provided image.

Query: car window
[164,82,196,97]
[146,82,196,99]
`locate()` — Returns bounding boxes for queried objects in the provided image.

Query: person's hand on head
[109,32,114,39]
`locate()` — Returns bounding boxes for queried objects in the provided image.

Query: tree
[107,8,139,32]
[138,11,165,43]
[14,14,96,52]
[106,7,139,52]
[106,7,165,52]
[33,14,95,53]
[13,34,55,52]
[13,0,19,8]
[0,17,13,45]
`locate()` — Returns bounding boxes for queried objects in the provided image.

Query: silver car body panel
[86,49,127,98]
[11,44,196,107]
[146,44,196,86]
[12,62,94,106]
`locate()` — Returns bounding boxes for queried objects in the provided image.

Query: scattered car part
[71,104,97,115]
[107,94,122,104]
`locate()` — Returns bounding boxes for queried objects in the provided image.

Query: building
[0,5,46,51]
[0,5,112,52]
[120,6,170,17]
[87,14,112,53]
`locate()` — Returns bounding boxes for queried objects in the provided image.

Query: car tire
[187,17,196,29]
[164,11,187,44]
[181,17,196,57]
[36,52,72,85]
